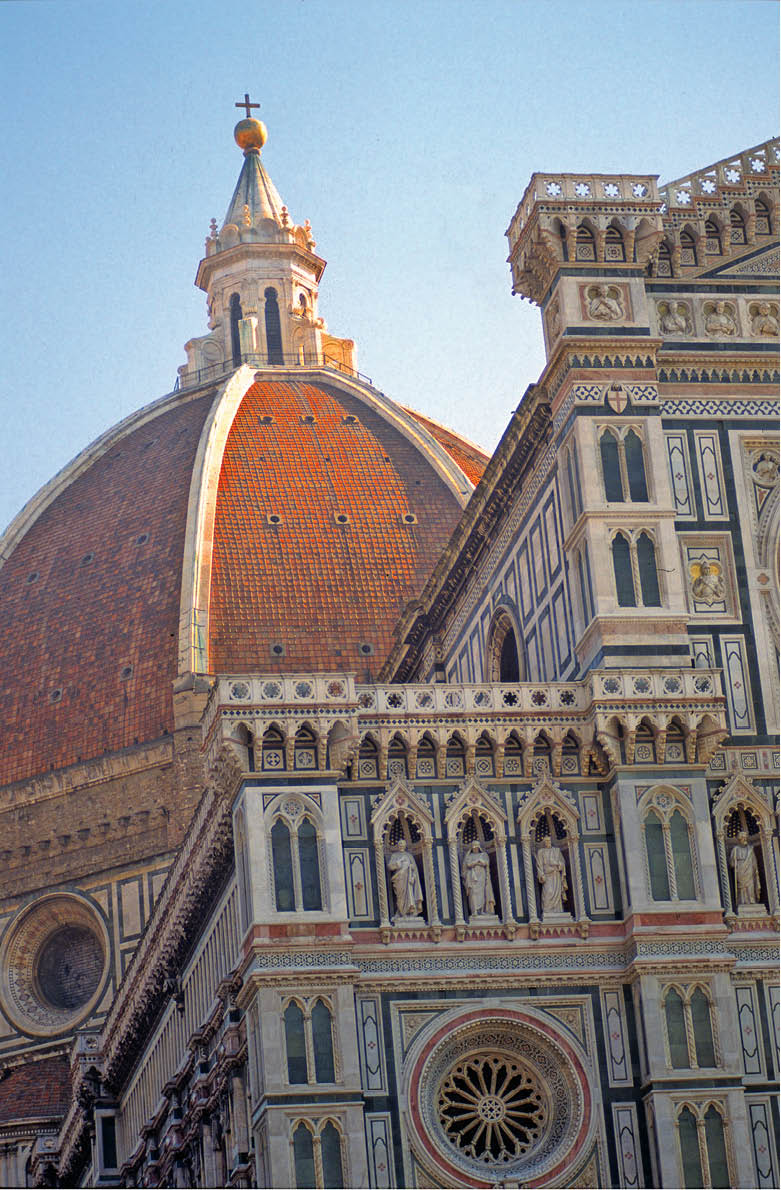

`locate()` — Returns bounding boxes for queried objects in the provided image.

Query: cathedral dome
[0,367,486,788]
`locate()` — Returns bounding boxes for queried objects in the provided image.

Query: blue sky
[0,0,777,530]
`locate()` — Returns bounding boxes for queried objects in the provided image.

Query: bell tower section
[506,174,690,671]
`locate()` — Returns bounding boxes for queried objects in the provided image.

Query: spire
[222,118,287,233]
[179,101,361,386]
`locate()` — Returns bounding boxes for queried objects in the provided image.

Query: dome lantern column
[179,107,355,384]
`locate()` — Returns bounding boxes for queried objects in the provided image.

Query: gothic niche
[725,807,767,915]
[459,813,501,923]
[533,811,572,920]
[385,815,426,925]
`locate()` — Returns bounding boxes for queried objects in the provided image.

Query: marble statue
[729,831,761,907]
[461,842,495,917]
[704,301,737,336]
[751,302,779,337]
[588,284,623,321]
[388,839,424,918]
[536,841,567,915]
[659,301,691,335]
[690,558,726,605]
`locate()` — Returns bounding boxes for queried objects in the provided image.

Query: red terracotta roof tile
[0,393,214,787]
[209,380,465,675]
[0,1055,69,1122]
[402,406,489,486]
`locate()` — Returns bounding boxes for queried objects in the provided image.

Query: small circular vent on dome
[120,665,133,680]
[135,533,150,546]
[50,688,63,704]
[300,414,316,424]
[270,642,286,657]
[267,513,282,525]
[80,553,94,566]
[359,643,374,656]
[26,571,39,584]
[342,415,359,425]
[258,415,274,425]
[402,513,418,524]
[335,513,350,525]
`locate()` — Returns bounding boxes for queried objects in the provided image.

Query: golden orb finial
[234,118,267,153]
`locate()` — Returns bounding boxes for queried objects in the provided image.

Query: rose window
[407,1013,590,1185]
[438,1053,546,1164]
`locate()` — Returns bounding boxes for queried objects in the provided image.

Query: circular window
[0,895,108,1037]
[37,926,103,1011]
[438,1052,546,1163]
[405,1009,592,1187]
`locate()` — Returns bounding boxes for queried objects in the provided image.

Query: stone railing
[506,172,660,244]
[659,137,779,210]
[203,668,727,770]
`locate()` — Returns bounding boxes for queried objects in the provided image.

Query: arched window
[645,810,670,900]
[680,229,697,266]
[499,630,520,682]
[556,218,568,261]
[565,449,579,525]
[637,532,661,606]
[664,984,718,1070]
[704,219,722,254]
[605,225,626,261]
[293,1123,316,1188]
[755,197,772,235]
[284,1001,308,1083]
[298,819,322,910]
[600,427,648,503]
[294,727,317,770]
[264,287,284,364]
[729,208,747,245]
[416,735,437,779]
[625,430,649,501]
[600,430,624,501]
[664,989,689,1068]
[575,223,596,261]
[312,999,335,1083]
[486,609,524,683]
[358,736,379,780]
[676,1104,731,1189]
[272,820,295,911]
[262,726,285,772]
[320,1121,344,1189]
[691,987,716,1068]
[387,735,408,779]
[475,734,495,778]
[503,734,523,777]
[229,292,243,366]
[446,735,466,778]
[704,1106,730,1188]
[643,791,698,902]
[576,549,591,630]
[269,798,325,913]
[677,1107,702,1188]
[670,809,695,899]
[612,534,636,607]
[657,239,673,277]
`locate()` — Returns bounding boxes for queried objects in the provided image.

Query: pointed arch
[638,785,700,903]
[370,778,439,936]
[517,775,587,932]
[444,779,512,931]
[711,774,778,916]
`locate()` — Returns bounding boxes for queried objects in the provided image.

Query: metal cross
[235,93,260,119]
